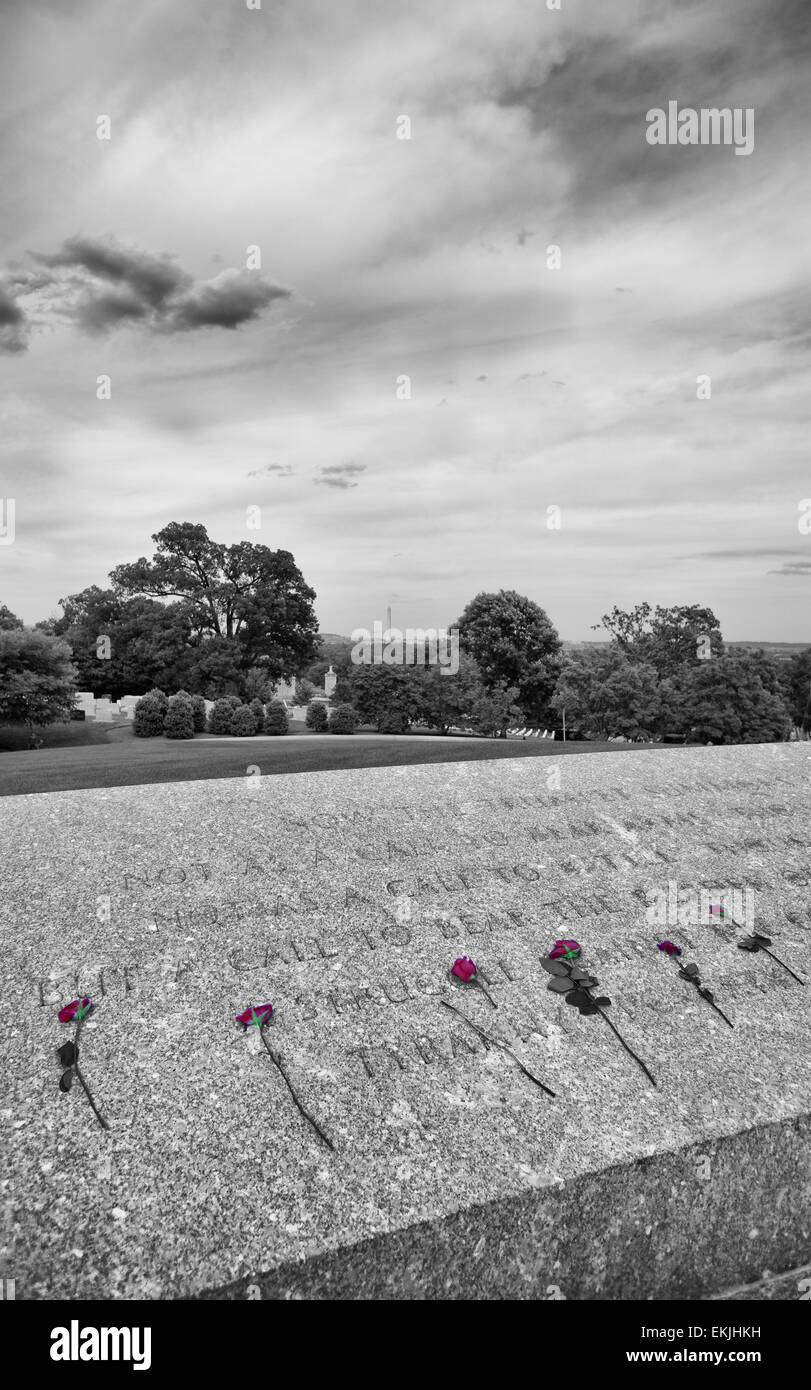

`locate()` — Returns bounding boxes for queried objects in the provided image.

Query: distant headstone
[272,679,297,704]
[325,665,337,698]
[94,698,113,722]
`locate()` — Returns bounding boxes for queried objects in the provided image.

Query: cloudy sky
[1,0,809,640]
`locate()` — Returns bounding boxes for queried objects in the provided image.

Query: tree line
[1,521,809,746]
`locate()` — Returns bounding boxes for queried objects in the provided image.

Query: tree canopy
[50,522,319,698]
[594,603,724,676]
[0,628,78,745]
[110,522,318,673]
[455,590,561,731]
[0,603,24,631]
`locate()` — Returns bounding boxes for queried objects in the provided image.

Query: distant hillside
[726,641,809,660]
[321,635,808,658]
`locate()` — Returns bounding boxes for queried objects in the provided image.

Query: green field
[0,722,683,798]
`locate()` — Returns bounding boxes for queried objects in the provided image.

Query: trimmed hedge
[133,694,166,737]
[190,694,207,732]
[208,698,236,735]
[144,688,169,715]
[305,701,328,732]
[263,700,289,736]
[165,694,195,739]
[328,703,358,734]
[249,697,266,733]
[232,705,258,736]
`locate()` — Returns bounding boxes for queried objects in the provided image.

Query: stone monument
[0,745,808,1299]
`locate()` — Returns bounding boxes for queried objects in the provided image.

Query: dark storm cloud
[497,0,811,216]
[4,237,291,348]
[315,463,367,490]
[768,560,811,576]
[34,236,190,306]
[167,269,289,331]
[76,287,150,333]
[0,284,27,353]
[0,287,24,326]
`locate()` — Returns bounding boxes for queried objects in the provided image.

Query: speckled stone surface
[0,745,809,1299]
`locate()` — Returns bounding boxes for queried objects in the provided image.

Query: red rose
[451,957,477,983]
[236,1003,274,1030]
[657,940,682,956]
[548,940,581,961]
[58,998,93,1023]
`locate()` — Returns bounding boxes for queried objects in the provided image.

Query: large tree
[0,629,78,747]
[594,602,724,676]
[455,590,561,732]
[551,647,664,741]
[53,586,192,698]
[414,652,490,735]
[334,663,425,732]
[672,651,791,744]
[110,522,319,685]
[0,603,24,631]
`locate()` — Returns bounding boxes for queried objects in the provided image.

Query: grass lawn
[0,719,687,797]
[0,720,119,752]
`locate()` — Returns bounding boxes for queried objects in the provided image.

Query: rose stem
[260,1033,334,1151]
[678,967,734,1034]
[440,999,555,1097]
[474,977,498,1009]
[699,991,734,1028]
[590,998,657,1088]
[73,1061,110,1130]
[725,916,807,983]
[759,946,806,985]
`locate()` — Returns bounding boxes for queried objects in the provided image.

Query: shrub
[232,705,258,736]
[249,697,265,733]
[164,694,195,739]
[225,695,243,709]
[263,700,289,736]
[144,688,169,715]
[208,698,236,735]
[377,712,408,734]
[190,694,207,732]
[329,703,358,734]
[133,694,166,737]
[305,701,328,732]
